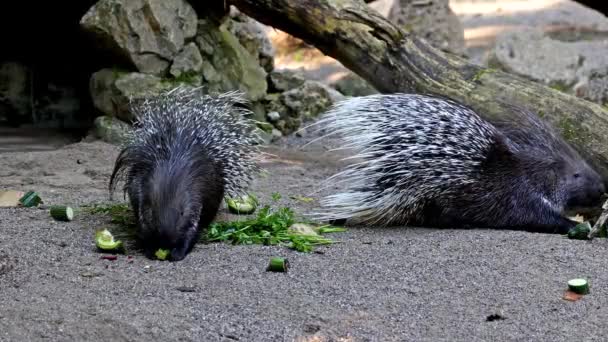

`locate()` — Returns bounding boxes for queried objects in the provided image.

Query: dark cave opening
[0,1,127,142]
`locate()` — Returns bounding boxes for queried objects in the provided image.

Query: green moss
[171,70,201,85]
[256,121,274,133]
[111,67,129,80]
[471,68,498,83]
[548,81,572,93]
[558,116,586,144]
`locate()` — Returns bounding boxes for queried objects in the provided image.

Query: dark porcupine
[306,93,606,234]
[109,86,262,261]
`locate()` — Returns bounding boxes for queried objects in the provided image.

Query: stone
[271,128,283,142]
[268,69,306,93]
[227,8,275,72]
[488,28,608,104]
[195,19,267,102]
[278,80,338,132]
[331,72,378,97]
[266,111,280,122]
[170,42,204,79]
[93,115,131,145]
[388,0,465,55]
[89,69,172,121]
[80,0,198,75]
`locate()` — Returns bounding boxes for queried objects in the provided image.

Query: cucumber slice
[267,257,289,272]
[226,194,258,215]
[50,205,74,221]
[568,278,589,294]
[155,248,170,261]
[95,228,124,252]
[568,222,591,240]
[19,191,42,207]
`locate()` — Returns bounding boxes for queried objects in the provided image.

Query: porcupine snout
[135,162,206,261]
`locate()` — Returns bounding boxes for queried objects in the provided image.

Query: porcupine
[109,87,261,261]
[306,93,606,234]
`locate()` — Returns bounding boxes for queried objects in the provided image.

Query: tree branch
[225,0,608,179]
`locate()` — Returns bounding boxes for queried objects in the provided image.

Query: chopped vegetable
[225,194,258,215]
[50,205,74,221]
[95,228,124,252]
[155,248,170,260]
[267,257,289,272]
[19,191,42,207]
[568,222,591,240]
[567,278,589,295]
[206,203,345,253]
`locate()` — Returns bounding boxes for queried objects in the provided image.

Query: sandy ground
[2,132,608,342]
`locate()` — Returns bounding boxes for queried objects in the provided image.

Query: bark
[225,0,608,179]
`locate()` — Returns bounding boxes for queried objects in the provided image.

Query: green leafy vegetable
[205,204,344,253]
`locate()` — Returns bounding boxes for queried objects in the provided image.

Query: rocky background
[1,0,608,145]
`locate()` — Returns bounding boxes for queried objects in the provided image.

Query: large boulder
[388,0,465,55]
[89,69,174,122]
[226,8,275,72]
[195,18,268,102]
[488,27,608,105]
[262,71,345,135]
[80,0,198,76]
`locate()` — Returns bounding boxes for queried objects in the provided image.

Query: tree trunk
[226,0,608,179]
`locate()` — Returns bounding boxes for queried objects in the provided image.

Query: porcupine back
[109,86,262,260]
[305,93,605,233]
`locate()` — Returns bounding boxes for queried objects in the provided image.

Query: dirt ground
[2,132,608,342]
[3,1,608,341]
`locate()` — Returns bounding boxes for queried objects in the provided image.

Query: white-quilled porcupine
[307,93,606,234]
[109,87,261,261]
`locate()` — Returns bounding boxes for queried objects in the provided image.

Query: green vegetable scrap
[226,194,259,215]
[568,278,589,295]
[95,228,124,253]
[568,222,591,240]
[206,204,345,253]
[267,257,289,272]
[19,191,42,207]
[50,205,74,221]
[155,248,170,261]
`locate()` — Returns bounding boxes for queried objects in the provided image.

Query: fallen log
[224,0,608,179]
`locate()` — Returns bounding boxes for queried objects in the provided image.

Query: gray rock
[271,128,283,142]
[574,68,608,105]
[332,72,378,97]
[93,115,132,145]
[0,62,29,125]
[268,69,306,93]
[89,69,173,121]
[195,19,267,102]
[488,28,608,102]
[278,80,337,133]
[227,9,275,72]
[170,42,204,79]
[80,0,198,75]
[266,111,281,122]
[388,0,465,55]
